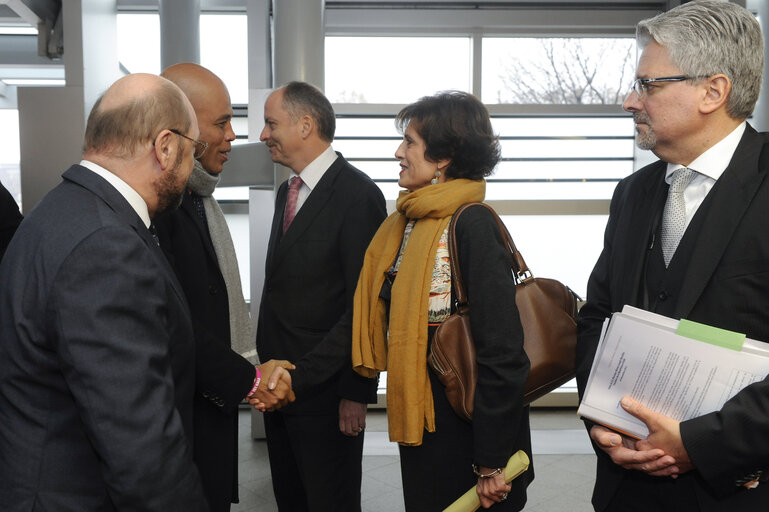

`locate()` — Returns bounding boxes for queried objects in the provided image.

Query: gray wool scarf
[187,161,258,363]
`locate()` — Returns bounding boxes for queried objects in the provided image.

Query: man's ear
[700,74,731,115]
[299,114,314,139]
[153,129,175,170]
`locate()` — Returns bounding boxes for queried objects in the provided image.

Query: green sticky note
[676,319,746,351]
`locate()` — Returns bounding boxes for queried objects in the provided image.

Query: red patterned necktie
[282,176,303,233]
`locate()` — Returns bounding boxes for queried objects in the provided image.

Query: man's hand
[247,359,295,412]
[620,396,694,476]
[338,399,367,436]
[590,423,678,477]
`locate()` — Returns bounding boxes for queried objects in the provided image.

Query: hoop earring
[431,170,442,185]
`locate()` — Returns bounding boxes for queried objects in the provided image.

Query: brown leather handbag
[428,203,578,421]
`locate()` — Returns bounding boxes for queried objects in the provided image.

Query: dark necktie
[148,223,160,246]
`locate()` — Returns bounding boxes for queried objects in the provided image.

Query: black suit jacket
[155,191,255,511]
[0,180,22,262]
[577,125,769,510]
[0,165,207,511]
[256,153,386,415]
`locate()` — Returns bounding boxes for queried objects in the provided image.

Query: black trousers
[398,364,528,512]
[263,410,364,512]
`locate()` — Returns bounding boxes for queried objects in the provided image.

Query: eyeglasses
[170,129,208,159]
[630,75,709,98]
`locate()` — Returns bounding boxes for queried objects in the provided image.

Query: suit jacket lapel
[675,126,768,318]
[180,193,218,264]
[63,165,190,308]
[265,180,288,277]
[620,162,668,308]
[272,157,343,268]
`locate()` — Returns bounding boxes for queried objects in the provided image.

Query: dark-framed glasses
[170,129,208,159]
[630,75,709,98]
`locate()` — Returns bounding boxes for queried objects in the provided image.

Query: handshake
[246,359,296,412]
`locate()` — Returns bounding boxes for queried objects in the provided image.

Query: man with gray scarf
[157,63,294,512]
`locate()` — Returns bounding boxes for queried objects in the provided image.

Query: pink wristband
[247,367,261,398]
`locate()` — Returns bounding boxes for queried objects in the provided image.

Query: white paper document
[578,306,769,439]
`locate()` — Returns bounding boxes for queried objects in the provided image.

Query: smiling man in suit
[576,2,769,511]
[156,63,294,512]
[0,73,208,510]
[257,81,386,511]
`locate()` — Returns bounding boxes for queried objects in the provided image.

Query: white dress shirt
[80,159,151,228]
[665,122,746,231]
[290,144,338,213]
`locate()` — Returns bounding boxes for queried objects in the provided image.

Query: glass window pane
[200,14,248,105]
[486,181,619,201]
[500,138,634,159]
[231,117,248,138]
[336,117,400,138]
[499,214,608,299]
[491,117,634,137]
[334,138,400,160]
[483,37,636,105]
[325,37,471,104]
[339,114,634,201]
[117,14,161,74]
[494,160,633,181]
[117,14,247,105]
[0,110,21,207]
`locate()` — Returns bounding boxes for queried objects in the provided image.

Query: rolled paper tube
[443,450,530,512]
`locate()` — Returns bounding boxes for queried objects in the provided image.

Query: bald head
[161,63,235,174]
[162,63,225,109]
[84,73,194,159]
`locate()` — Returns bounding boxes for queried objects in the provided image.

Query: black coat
[257,153,386,413]
[577,125,769,511]
[155,191,255,512]
[0,180,22,262]
[0,165,206,511]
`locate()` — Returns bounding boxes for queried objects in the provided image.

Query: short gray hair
[281,81,336,142]
[637,0,763,120]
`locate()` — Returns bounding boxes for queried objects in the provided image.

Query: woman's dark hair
[395,91,500,180]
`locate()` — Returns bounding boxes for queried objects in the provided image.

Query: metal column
[159,0,200,69]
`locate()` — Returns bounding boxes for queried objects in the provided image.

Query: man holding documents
[576,1,769,510]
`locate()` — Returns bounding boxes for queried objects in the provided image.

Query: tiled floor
[232,407,597,512]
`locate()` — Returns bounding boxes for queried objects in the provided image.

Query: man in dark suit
[156,62,294,512]
[576,2,769,511]
[0,180,22,262]
[256,81,386,511]
[0,73,209,511]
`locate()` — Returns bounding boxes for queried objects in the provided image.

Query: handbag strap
[448,202,535,313]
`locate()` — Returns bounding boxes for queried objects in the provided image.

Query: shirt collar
[291,144,337,190]
[665,122,746,183]
[79,159,151,228]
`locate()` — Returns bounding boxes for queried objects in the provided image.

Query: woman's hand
[476,468,511,509]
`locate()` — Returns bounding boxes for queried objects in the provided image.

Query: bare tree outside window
[484,38,636,105]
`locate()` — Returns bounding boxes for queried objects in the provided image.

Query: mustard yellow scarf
[352,179,485,445]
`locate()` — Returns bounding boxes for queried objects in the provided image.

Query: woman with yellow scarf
[352,91,532,511]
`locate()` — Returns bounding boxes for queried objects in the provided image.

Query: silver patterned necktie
[661,167,696,266]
